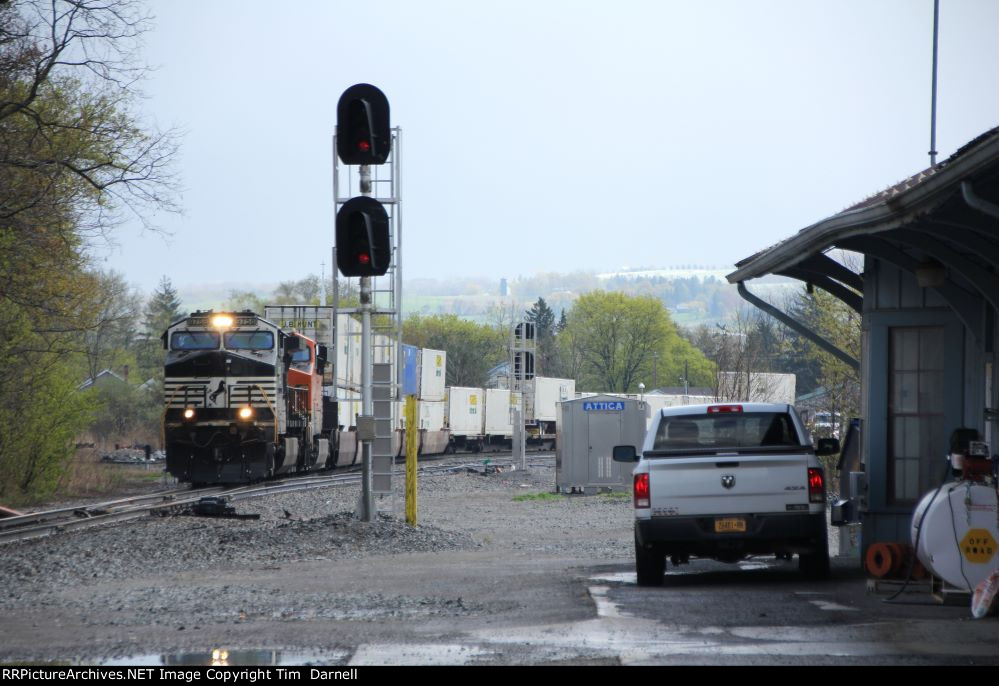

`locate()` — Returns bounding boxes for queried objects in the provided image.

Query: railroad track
[0,453,554,545]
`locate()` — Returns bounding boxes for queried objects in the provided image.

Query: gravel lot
[0,456,635,664]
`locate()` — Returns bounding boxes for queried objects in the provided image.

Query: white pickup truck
[613,403,839,586]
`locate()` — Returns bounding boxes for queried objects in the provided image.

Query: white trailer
[419,400,446,431]
[420,348,447,401]
[447,386,485,450]
[534,377,576,422]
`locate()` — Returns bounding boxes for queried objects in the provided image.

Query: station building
[727,126,999,550]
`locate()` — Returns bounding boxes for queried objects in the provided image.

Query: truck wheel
[799,529,830,580]
[635,535,665,587]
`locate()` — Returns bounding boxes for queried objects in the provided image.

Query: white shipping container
[335,314,363,391]
[419,400,446,432]
[337,391,361,429]
[264,306,335,350]
[510,391,522,420]
[485,388,513,437]
[717,372,796,404]
[447,386,484,437]
[373,333,396,365]
[533,377,576,422]
[420,348,447,401]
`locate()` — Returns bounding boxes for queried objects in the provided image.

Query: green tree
[136,275,184,384]
[403,314,506,387]
[790,287,861,439]
[560,291,714,393]
[143,276,184,335]
[87,379,162,447]
[525,297,557,375]
[82,270,142,382]
[0,1,179,502]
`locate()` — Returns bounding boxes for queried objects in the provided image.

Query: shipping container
[263,305,335,349]
[335,314,362,391]
[717,372,795,404]
[533,377,576,422]
[373,333,395,365]
[485,388,513,437]
[420,348,447,401]
[447,386,484,437]
[401,344,420,397]
[418,400,446,432]
[338,391,361,429]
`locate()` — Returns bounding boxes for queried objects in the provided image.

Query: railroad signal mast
[333,83,402,522]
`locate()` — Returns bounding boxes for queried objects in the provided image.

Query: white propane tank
[911,481,999,590]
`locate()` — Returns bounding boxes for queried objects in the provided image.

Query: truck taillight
[708,404,743,413]
[634,473,650,509]
[808,467,825,503]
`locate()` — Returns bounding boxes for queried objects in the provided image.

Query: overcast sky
[99,0,999,294]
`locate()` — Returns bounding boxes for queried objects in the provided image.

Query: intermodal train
[161,310,573,485]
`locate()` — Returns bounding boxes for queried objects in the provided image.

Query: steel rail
[0,455,543,545]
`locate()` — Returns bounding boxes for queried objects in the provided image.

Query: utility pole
[929,0,940,166]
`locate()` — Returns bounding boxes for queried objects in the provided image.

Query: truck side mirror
[816,437,840,456]
[613,445,638,462]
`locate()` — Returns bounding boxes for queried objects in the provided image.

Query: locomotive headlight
[183,408,196,420]
[211,314,233,329]
[238,406,254,420]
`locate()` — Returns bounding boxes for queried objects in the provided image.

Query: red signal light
[357,253,371,265]
[357,139,371,153]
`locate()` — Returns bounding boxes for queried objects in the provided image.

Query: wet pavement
[91,556,999,666]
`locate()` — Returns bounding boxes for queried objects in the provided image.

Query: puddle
[103,648,348,666]
[808,600,858,612]
[589,585,633,618]
[589,572,637,584]
[348,643,491,666]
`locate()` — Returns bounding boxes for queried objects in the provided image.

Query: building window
[888,327,946,504]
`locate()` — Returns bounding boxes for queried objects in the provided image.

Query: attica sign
[583,401,626,411]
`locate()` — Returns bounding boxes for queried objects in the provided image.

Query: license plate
[714,517,746,533]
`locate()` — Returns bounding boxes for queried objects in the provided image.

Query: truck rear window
[652,412,804,452]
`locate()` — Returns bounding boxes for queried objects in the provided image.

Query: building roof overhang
[727,126,999,288]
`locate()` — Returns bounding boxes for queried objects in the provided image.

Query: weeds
[512,491,565,502]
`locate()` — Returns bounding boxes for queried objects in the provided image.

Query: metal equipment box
[556,394,647,494]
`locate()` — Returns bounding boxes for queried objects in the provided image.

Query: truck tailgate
[648,453,812,517]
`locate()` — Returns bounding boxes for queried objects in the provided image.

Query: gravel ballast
[0,456,636,663]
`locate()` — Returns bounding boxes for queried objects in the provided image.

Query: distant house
[77,369,126,392]
[137,378,159,394]
[486,361,510,389]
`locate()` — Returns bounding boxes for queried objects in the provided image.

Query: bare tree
[0,0,180,238]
